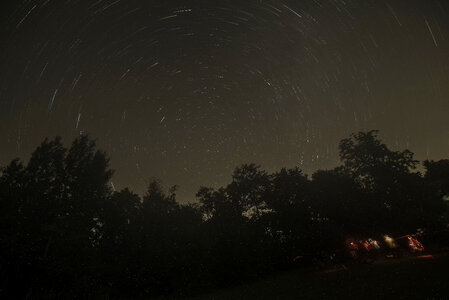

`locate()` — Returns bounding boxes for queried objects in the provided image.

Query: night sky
[1,0,448,202]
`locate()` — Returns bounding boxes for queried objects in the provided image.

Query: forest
[1,130,448,298]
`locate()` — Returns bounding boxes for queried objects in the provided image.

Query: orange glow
[362,240,370,250]
[417,254,433,258]
[407,235,424,252]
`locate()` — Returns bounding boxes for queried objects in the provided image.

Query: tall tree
[424,159,449,199]
[338,130,440,233]
[339,130,418,185]
[263,168,312,258]
[0,135,114,297]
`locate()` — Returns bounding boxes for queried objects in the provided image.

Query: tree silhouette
[0,135,113,297]
[262,168,313,261]
[336,130,436,233]
[98,188,141,293]
[424,159,449,199]
[1,131,448,298]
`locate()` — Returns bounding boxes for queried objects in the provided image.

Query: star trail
[1,0,448,201]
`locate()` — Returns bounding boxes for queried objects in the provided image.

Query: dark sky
[1,0,448,202]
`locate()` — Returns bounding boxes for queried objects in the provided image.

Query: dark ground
[192,253,449,300]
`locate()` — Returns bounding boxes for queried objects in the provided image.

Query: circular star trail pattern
[1,0,449,201]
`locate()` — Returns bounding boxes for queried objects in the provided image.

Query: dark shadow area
[1,130,448,298]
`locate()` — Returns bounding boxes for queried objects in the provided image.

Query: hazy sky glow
[1,0,448,201]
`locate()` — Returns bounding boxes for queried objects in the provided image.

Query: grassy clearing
[193,254,449,299]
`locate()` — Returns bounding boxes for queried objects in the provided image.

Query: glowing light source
[407,235,424,252]
[384,235,398,248]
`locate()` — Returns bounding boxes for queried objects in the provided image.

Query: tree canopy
[0,131,447,298]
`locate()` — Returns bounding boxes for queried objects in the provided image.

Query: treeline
[0,131,448,298]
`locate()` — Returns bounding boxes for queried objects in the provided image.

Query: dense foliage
[0,131,448,297]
